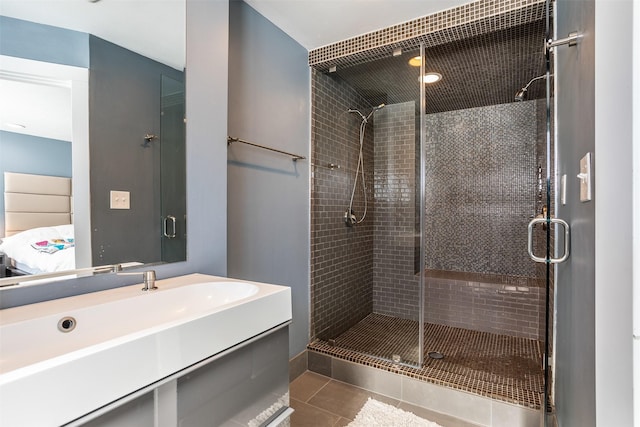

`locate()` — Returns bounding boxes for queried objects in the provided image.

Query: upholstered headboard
[3,172,72,237]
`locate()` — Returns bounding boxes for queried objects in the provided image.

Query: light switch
[577,152,592,202]
[110,190,130,209]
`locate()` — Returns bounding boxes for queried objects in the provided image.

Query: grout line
[303,376,333,403]
[291,397,344,424]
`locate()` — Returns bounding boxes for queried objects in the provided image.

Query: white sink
[0,274,292,426]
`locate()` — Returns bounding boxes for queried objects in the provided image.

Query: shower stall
[309,0,555,416]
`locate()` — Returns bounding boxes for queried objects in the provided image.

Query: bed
[0,172,75,275]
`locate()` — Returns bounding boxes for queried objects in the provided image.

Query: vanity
[0,274,293,426]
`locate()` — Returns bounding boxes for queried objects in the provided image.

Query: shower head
[514,88,528,102]
[514,74,548,102]
[364,104,385,121]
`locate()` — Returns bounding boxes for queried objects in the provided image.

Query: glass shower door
[309,46,426,368]
[160,75,186,263]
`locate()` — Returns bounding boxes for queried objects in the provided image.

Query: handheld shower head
[349,104,385,122]
[348,108,367,121]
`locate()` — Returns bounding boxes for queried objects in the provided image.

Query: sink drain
[428,351,444,360]
[58,316,77,333]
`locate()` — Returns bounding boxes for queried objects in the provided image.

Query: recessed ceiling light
[408,56,422,67]
[421,72,442,84]
[4,123,26,129]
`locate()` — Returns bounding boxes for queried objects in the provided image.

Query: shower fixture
[347,104,385,123]
[514,74,549,101]
[345,103,385,227]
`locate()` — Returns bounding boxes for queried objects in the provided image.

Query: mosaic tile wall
[424,100,539,277]
[312,88,549,340]
[424,271,545,339]
[310,69,375,341]
[372,102,420,320]
[309,0,547,72]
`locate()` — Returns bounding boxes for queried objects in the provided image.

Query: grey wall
[0,0,228,308]
[0,16,89,67]
[0,131,72,237]
[554,1,635,424]
[227,0,310,358]
[310,70,375,342]
[553,0,597,424]
[592,0,634,425]
[88,35,183,266]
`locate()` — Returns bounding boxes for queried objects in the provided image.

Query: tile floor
[290,371,481,427]
[308,314,544,408]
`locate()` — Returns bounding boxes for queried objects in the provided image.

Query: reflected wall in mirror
[0,1,186,286]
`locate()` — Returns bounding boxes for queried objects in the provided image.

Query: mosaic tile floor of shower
[308,313,545,409]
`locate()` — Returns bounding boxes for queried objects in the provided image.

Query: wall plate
[110,190,130,209]
[577,152,592,202]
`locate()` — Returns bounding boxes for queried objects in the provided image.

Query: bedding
[0,224,75,274]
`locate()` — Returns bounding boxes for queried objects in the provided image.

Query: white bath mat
[347,398,443,427]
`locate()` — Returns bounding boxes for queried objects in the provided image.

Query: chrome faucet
[141,270,157,291]
[118,269,158,291]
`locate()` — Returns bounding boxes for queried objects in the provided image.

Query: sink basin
[0,274,292,426]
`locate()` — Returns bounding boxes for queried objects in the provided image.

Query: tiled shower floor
[308,313,544,409]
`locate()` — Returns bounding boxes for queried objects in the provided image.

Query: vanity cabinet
[178,326,290,426]
[81,327,290,427]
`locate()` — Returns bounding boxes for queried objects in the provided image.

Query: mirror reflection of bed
[0,172,75,276]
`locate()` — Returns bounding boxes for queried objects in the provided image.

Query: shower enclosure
[309,0,555,416]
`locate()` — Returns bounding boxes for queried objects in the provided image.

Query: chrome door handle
[527,217,570,264]
[163,215,176,238]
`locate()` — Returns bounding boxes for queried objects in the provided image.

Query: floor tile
[398,402,483,427]
[290,398,340,427]
[307,379,399,420]
[308,313,544,409]
[289,372,482,427]
[290,371,331,402]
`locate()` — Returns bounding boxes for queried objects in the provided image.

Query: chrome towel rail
[227,136,306,161]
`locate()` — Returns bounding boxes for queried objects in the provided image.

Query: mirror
[0,1,186,287]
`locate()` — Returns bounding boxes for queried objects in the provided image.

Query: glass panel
[543,3,554,423]
[309,48,424,367]
[421,24,549,410]
[160,75,186,263]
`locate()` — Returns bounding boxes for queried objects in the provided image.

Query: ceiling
[1,0,547,141]
[0,0,469,70]
[243,0,471,50]
[332,20,548,114]
[0,0,185,70]
[0,77,72,141]
[1,0,471,142]
[0,0,184,142]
